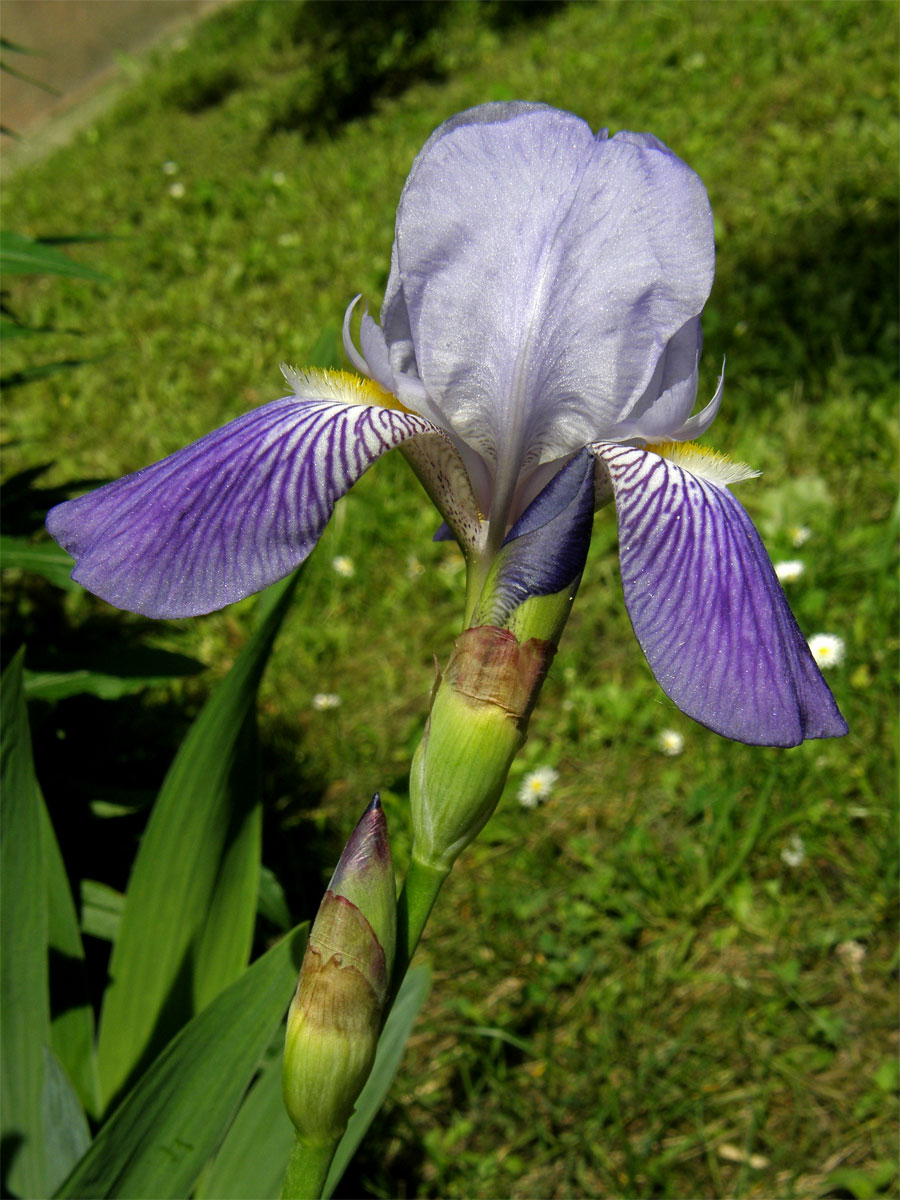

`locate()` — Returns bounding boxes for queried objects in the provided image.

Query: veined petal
[46,371,440,618]
[473,448,596,628]
[399,431,484,554]
[389,105,714,481]
[591,441,848,746]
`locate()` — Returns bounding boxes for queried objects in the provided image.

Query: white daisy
[168,181,185,199]
[788,524,812,548]
[331,555,355,578]
[836,940,866,973]
[780,834,806,868]
[161,160,179,175]
[518,766,559,808]
[774,559,805,584]
[658,729,684,756]
[311,692,341,711]
[807,633,845,669]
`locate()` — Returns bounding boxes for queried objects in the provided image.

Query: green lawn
[3,1,897,1197]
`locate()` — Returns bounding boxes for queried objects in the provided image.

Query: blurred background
[2,2,897,1197]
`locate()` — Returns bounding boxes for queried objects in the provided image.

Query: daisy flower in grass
[774,560,805,584]
[331,555,355,577]
[807,634,845,669]
[789,525,812,548]
[780,834,806,868]
[312,693,341,711]
[658,729,685,756]
[518,766,559,808]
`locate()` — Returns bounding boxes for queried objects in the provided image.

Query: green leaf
[0,316,59,339]
[1,649,50,1198]
[194,1038,292,1200]
[0,535,78,589]
[258,865,292,932]
[24,647,206,702]
[80,880,124,943]
[824,1162,898,1200]
[0,231,105,280]
[1,359,96,388]
[41,1047,91,1194]
[40,804,100,1118]
[55,925,307,1200]
[25,669,167,702]
[323,966,431,1198]
[95,568,303,1112]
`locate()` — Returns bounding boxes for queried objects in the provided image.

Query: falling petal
[592,442,848,746]
[48,376,439,618]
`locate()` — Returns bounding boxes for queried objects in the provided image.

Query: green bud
[283,795,395,1143]
[410,625,554,871]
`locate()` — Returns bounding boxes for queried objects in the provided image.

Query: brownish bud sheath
[283,795,395,1143]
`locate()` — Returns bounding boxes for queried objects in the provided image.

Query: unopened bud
[283,795,395,1143]
[410,626,554,870]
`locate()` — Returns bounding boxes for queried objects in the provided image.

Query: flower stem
[280,1133,339,1200]
[389,856,449,1008]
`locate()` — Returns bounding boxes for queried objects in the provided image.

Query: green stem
[389,856,449,1008]
[280,1133,339,1200]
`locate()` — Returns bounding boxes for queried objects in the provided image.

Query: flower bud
[409,450,597,872]
[283,795,395,1143]
[410,626,554,871]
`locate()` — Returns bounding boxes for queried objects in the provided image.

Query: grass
[2,0,898,1196]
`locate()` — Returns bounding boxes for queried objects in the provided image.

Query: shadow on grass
[162,0,568,137]
[3,565,343,1029]
[712,188,899,394]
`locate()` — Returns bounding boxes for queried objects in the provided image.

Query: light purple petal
[388,105,714,484]
[47,394,438,618]
[591,442,848,746]
[614,318,700,440]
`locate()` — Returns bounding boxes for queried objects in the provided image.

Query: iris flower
[47,102,846,748]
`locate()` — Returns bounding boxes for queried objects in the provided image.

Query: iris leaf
[41,1047,91,1194]
[0,231,106,280]
[193,1038,291,1200]
[39,802,100,1118]
[0,649,51,1199]
[54,925,307,1200]
[0,535,78,589]
[95,566,303,1112]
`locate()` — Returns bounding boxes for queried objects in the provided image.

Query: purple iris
[46,102,846,747]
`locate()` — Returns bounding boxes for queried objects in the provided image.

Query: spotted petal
[47,379,439,618]
[591,442,848,746]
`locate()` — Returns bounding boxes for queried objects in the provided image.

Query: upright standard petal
[591,442,848,746]
[386,105,715,493]
[46,371,439,618]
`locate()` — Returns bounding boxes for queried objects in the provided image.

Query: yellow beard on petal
[280,365,404,410]
[644,439,761,488]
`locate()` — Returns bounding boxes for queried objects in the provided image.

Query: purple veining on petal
[591,442,848,746]
[47,396,437,618]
